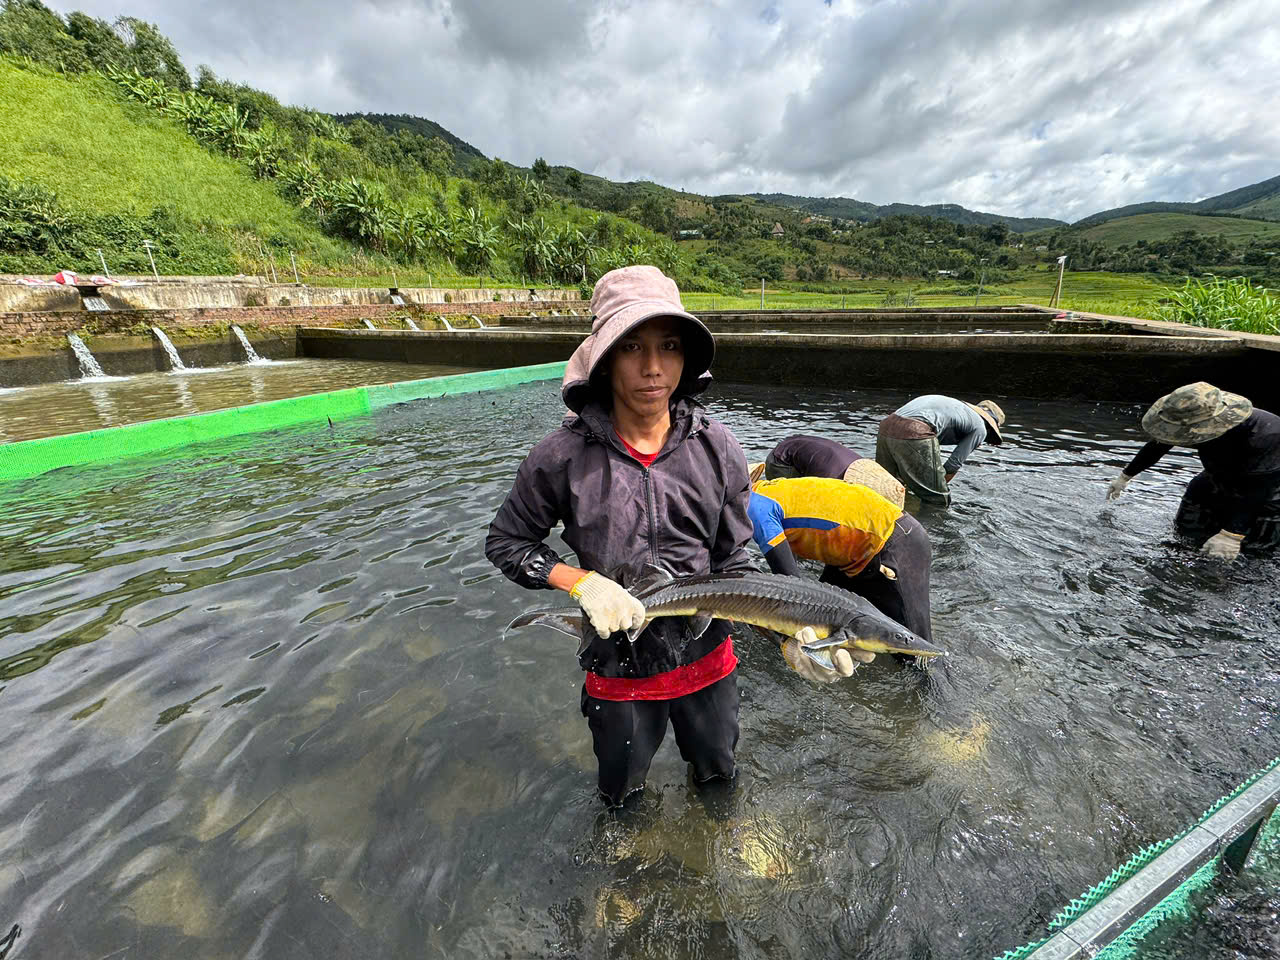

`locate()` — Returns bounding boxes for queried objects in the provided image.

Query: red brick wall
[0,300,588,339]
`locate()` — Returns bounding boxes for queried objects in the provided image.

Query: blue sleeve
[943,423,984,475]
[747,492,786,553]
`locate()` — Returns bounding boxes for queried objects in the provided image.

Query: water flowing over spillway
[230,325,263,363]
[150,326,186,370]
[67,333,106,378]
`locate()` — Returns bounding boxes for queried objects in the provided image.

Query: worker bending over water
[876,395,1005,507]
[764,434,905,508]
[746,469,933,674]
[1107,382,1280,560]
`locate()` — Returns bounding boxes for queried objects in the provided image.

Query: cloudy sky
[52,0,1280,222]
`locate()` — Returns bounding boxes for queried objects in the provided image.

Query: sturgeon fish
[507,566,944,668]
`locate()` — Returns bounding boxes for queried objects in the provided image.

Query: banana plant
[508,216,557,280]
[456,207,500,274]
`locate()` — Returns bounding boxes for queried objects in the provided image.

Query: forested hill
[1073,173,1280,227]
[749,193,1066,233]
[335,112,487,171]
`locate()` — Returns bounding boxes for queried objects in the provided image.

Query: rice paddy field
[681,271,1170,318]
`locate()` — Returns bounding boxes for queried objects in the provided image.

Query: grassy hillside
[0,59,352,274]
[1074,173,1280,227]
[1078,213,1280,245]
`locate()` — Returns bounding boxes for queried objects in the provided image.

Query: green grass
[681,271,1168,315]
[0,59,355,272]
[1077,213,1280,245]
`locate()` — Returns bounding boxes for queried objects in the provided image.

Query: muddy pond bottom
[0,379,1275,959]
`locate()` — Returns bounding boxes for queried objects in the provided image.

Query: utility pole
[142,239,159,280]
[1050,255,1067,307]
[760,277,765,309]
[974,258,988,306]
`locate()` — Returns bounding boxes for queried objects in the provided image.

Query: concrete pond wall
[294,321,1280,410]
[0,299,588,387]
[0,277,581,313]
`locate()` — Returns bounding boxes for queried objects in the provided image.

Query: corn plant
[1155,275,1279,334]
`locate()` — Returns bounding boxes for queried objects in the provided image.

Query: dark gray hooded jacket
[484,395,755,678]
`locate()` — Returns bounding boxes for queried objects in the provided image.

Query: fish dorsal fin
[628,562,676,596]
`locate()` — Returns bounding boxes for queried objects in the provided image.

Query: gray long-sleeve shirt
[894,395,987,474]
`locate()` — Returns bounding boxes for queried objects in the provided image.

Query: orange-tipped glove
[569,572,647,637]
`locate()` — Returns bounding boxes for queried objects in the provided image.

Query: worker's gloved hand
[1106,472,1132,500]
[780,626,874,684]
[570,572,646,637]
[1201,530,1244,560]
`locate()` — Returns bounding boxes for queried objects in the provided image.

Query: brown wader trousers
[875,414,951,507]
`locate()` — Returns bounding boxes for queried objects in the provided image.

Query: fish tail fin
[506,609,587,645]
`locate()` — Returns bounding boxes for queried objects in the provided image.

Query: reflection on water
[0,359,483,442]
[0,380,1275,958]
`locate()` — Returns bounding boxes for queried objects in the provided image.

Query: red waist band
[585,637,737,701]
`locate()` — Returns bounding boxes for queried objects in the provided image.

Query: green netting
[366,361,566,410]
[1047,755,1280,932]
[1241,806,1280,880]
[0,387,371,483]
[0,361,568,484]
[990,755,1280,960]
[1093,855,1221,960]
[990,935,1052,960]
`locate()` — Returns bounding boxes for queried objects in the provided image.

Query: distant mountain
[1074,173,1280,227]
[335,112,488,171]
[749,193,1066,233]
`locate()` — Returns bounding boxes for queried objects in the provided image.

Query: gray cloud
[51,0,1280,221]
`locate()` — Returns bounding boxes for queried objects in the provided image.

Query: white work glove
[1106,472,1132,500]
[779,626,875,684]
[1201,530,1244,561]
[569,572,646,637]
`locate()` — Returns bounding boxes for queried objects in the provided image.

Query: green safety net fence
[0,361,567,484]
[991,754,1280,960]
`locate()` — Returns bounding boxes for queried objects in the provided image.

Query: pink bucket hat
[561,265,714,413]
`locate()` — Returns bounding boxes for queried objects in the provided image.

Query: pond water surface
[0,358,481,442]
[0,379,1275,959]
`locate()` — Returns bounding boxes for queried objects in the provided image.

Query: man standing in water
[486,267,863,807]
[1107,382,1280,559]
[875,395,1005,507]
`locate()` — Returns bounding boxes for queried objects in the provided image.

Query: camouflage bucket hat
[1141,382,1252,445]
